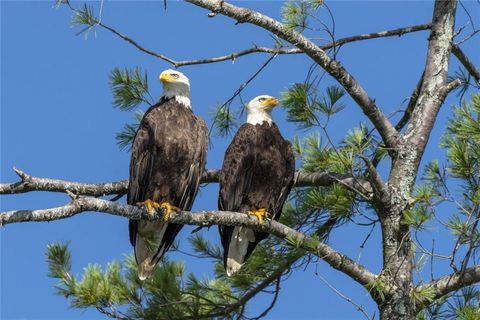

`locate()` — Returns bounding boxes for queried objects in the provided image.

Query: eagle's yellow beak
[261,97,279,108]
[159,72,174,83]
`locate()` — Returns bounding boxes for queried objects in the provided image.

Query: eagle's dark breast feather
[218,122,295,263]
[128,97,208,260]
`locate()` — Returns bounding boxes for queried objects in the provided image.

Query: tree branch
[0,167,128,196]
[417,265,480,310]
[395,72,424,132]
[359,155,389,204]
[451,43,480,85]
[185,0,399,149]
[0,168,371,197]
[404,0,458,154]
[174,23,431,67]
[0,196,377,288]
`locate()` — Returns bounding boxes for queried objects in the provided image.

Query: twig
[316,273,374,320]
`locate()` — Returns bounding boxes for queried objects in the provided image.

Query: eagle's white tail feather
[226,227,255,276]
[135,221,168,280]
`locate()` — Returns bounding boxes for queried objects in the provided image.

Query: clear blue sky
[1,1,479,319]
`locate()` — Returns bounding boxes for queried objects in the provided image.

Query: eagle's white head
[246,95,279,125]
[159,69,191,108]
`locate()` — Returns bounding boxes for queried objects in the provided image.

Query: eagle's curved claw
[159,201,180,221]
[136,199,162,217]
[247,207,268,225]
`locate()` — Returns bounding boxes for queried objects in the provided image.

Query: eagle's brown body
[128,97,208,279]
[218,122,295,274]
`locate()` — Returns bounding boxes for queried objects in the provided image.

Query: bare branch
[177,47,300,67]
[417,265,480,310]
[97,22,177,65]
[451,43,480,85]
[185,0,399,149]
[174,23,431,67]
[395,72,424,132]
[0,167,128,196]
[0,168,371,197]
[404,0,458,153]
[0,196,377,288]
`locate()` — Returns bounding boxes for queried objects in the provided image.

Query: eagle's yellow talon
[247,208,267,224]
[136,199,162,217]
[159,201,180,221]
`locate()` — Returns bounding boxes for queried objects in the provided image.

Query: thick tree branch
[0,168,371,197]
[417,265,480,310]
[451,43,480,84]
[404,0,458,154]
[0,196,377,288]
[185,0,399,149]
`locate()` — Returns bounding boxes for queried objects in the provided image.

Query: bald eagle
[218,95,295,276]
[128,69,208,280]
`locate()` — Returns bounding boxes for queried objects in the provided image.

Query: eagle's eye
[258,97,266,102]
[170,73,180,79]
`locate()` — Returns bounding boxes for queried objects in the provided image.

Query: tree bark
[377,1,458,319]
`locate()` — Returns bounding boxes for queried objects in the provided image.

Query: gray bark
[378,1,458,319]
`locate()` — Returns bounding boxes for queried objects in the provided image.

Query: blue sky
[1,1,479,319]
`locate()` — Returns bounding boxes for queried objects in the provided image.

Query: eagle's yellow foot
[159,201,180,221]
[247,207,268,225]
[136,199,162,217]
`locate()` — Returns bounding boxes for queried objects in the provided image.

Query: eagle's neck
[246,109,273,126]
[162,84,192,109]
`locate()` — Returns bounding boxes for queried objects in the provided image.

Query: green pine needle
[210,104,238,138]
[282,84,346,129]
[281,1,324,31]
[116,110,145,151]
[282,82,319,128]
[110,67,152,111]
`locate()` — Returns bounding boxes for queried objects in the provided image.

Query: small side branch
[0,168,371,197]
[395,72,424,132]
[417,265,480,310]
[0,196,377,288]
[359,156,389,203]
[451,44,480,84]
